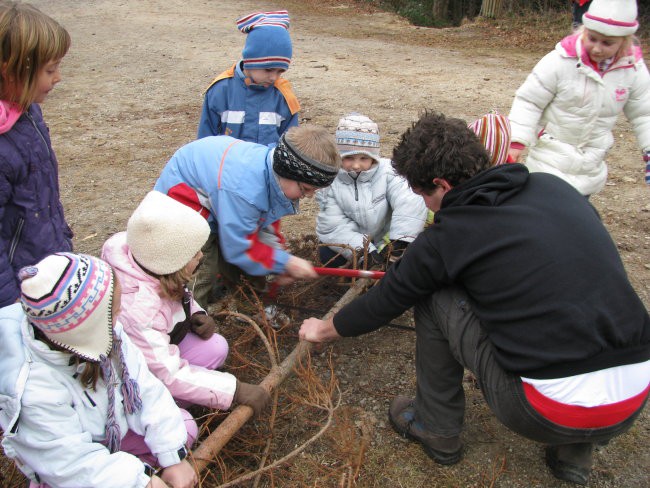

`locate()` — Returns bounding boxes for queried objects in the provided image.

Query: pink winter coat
[102,232,237,409]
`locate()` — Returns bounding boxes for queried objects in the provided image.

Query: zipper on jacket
[25,111,51,157]
[8,217,25,264]
[350,174,359,201]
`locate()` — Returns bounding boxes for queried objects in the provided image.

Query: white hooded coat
[509,32,650,195]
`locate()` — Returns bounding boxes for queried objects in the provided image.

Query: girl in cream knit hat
[102,191,270,418]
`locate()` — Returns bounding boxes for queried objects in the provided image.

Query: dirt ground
[6,0,649,486]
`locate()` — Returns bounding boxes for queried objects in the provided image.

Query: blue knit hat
[237,10,292,71]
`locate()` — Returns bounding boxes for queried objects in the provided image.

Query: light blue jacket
[155,136,296,275]
[316,158,428,258]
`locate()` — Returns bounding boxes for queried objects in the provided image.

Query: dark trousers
[190,232,266,308]
[413,286,645,445]
[572,1,591,28]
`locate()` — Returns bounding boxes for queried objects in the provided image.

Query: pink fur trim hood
[560,32,643,65]
[0,100,22,134]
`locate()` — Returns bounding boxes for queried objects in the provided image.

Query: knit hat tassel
[100,354,121,453]
[117,338,143,414]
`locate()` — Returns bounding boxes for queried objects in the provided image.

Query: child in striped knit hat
[316,113,429,269]
[468,111,514,167]
[0,252,197,487]
[197,10,300,146]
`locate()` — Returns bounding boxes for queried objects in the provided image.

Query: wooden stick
[191,278,370,473]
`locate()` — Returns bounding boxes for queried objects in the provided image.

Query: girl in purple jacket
[0,2,73,307]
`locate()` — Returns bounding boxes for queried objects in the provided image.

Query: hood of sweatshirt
[0,100,23,134]
[441,163,529,210]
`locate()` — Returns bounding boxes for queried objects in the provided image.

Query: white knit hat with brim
[127,191,210,275]
[20,252,114,363]
[583,0,638,37]
[335,113,381,163]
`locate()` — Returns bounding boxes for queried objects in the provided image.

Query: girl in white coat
[508,0,650,196]
[0,252,197,488]
[317,113,428,268]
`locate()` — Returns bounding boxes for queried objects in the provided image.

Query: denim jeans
[413,286,645,444]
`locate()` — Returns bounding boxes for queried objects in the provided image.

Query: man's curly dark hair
[392,110,491,191]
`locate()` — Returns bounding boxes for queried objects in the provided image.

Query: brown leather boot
[545,443,593,486]
[388,395,463,465]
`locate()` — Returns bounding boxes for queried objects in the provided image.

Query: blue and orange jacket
[154,136,295,275]
[197,62,300,145]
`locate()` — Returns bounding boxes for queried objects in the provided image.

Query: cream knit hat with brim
[583,0,638,37]
[127,191,210,275]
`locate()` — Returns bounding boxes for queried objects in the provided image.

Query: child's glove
[190,312,217,340]
[644,150,650,185]
[169,319,191,345]
[366,250,385,269]
[388,240,410,263]
[233,381,271,417]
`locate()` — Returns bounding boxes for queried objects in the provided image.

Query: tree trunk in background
[432,0,449,22]
[450,0,464,25]
[481,0,505,18]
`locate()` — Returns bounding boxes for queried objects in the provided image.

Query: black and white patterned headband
[273,134,338,187]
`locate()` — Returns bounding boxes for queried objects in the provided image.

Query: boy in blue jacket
[197,10,300,146]
[155,125,340,307]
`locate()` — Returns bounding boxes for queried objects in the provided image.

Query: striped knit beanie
[238,10,292,71]
[583,0,638,37]
[335,113,381,163]
[468,111,511,166]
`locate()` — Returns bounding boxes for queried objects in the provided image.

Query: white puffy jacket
[509,33,650,195]
[316,158,428,258]
[0,304,188,488]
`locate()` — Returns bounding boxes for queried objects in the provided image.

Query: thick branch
[191,278,370,472]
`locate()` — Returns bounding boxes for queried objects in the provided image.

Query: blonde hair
[578,26,635,62]
[158,266,193,301]
[0,1,70,109]
[284,124,341,170]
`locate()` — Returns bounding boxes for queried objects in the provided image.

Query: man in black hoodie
[299,111,650,486]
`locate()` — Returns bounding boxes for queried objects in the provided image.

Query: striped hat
[468,111,511,166]
[19,252,114,362]
[237,10,292,71]
[335,113,381,163]
[583,0,638,37]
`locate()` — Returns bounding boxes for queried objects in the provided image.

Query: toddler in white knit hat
[102,191,270,419]
[508,0,650,196]
[316,113,429,269]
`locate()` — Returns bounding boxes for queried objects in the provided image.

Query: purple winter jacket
[0,103,73,306]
